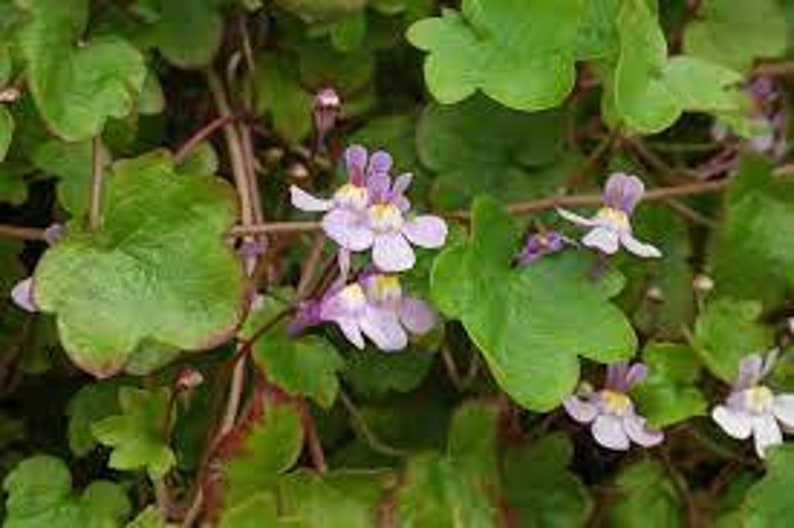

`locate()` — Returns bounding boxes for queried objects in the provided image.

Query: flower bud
[177,368,204,390]
[693,274,714,294]
[287,162,310,181]
[312,87,340,151]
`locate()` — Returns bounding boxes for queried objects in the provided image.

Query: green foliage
[3,455,130,528]
[91,387,175,478]
[33,151,246,377]
[66,381,123,457]
[608,460,685,527]
[432,197,636,411]
[0,106,12,161]
[741,445,794,526]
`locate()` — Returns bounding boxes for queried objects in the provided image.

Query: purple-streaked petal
[736,354,764,389]
[606,363,629,391]
[337,318,365,349]
[603,173,645,214]
[373,232,415,272]
[557,208,597,227]
[772,394,794,428]
[360,306,407,351]
[290,185,332,212]
[563,395,597,423]
[402,215,447,249]
[623,414,663,447]
[11,277,37,313]
[322,209,373,251]
[368,150,393,176]
[345,145,368,186]
[619,232,662,258]
[399,297,436,335]
[582,227,620,254]
[752,413,783,459]
[393,173,413,195]
[712,405,753,440]
[625,363,649,389]
[367,171,391,202]
[592,414,630,451]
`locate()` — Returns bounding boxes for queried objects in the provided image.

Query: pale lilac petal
[322,209,373,251]
[603,173,645,214]
[772,395,794,428]
[752,414,783,458]
[582,227,620,254]
[373,232,415,272]
[399,297,436,335]
[557,208,598,227]
[736,354,764,389]
[606,363,629,391]
[43,223,64,245]
[401,216,447,249]
[394,195,411,213]
[11,277,37,313]
[368,150,393,175]
[712,405,753,440]
[337,249,351,282]
[619,232,662,258]
[367,171,391,201]
[592,414,630,451]
[625,364,649,389]
[563,396,597,423]
[345,145,368,185]
[393,173,413,195]
[337,318,365,349]
[290,185,332,212]
[360,306,407,351]
[623,414,664,447]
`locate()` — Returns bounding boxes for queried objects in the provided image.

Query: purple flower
[290,145,447,272]
[563,362,664,451]
[289,272,436,352]
[312,87,341,151]
[711,350,794,458]
[10,223,64,313]
[558,173,661,258]
[516,231,568,266]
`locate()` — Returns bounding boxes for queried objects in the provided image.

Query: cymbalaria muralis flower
[290,144,447,272]
[515,231,569,266]
[711,350,794,458]
[289,271,436,351]
[312,87,341,152]
[558,173,662,258]
[563,362,664,451]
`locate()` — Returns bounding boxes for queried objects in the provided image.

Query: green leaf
[275,0,365,23]
[431,197,636,411]
[633,342,707,427]
[693,298,774,383]
[66,381,122,457]
[32,151,246,377]
[222,404,304,507]
[31,139,95,217]
[742,445,794,526]
[575,0,621,60]
[14,0,146,141]
[143,0,223,69]
[709,156,794,309]
[608,460,685,528]
[0,162,29,205]
[0,106,13,161]
[91,387,175,478]
[219,493,281,528]
[2,455,130,528]
[610,0,744,134]
[278,469,395,528]
[416,95,566,208]
[242,300,344,409]
[503,433,593,527]
[125,506,166,528]
[343,349,434,398]
[253,55,313,143]
[407,0,585,111]
[396,401,501,527]
[684,0,787,72]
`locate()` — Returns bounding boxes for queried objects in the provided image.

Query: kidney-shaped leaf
[32,151,247,377]
[431,197,636,411]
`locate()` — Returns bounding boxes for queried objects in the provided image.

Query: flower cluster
[289,145,447,351]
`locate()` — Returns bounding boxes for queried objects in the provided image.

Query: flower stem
[89,136,104,231]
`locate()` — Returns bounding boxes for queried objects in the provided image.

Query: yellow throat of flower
[745,385,774,413]
[601,390,632,415]
[369,203,403,231]
[335,184,369,209]
[596,207,630,231]
[368,274,402,303]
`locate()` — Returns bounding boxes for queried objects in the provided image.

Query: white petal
[290,185,332,212]
[401,215,447,248]
[712,405,753,440]
[752,413,783,459]
[623,414,664,447]
[592,414,630,451]
[360,306,407,351]
[582,227,620,254]
[399,297,436,335]
[373,232,415,272]
[337,318,365,349]
[11,277,37,313]
[773,394,794,428]
[322,209,373,251]
[557,207,598,227]
[563,396,597,423]
[620,232,662,258]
